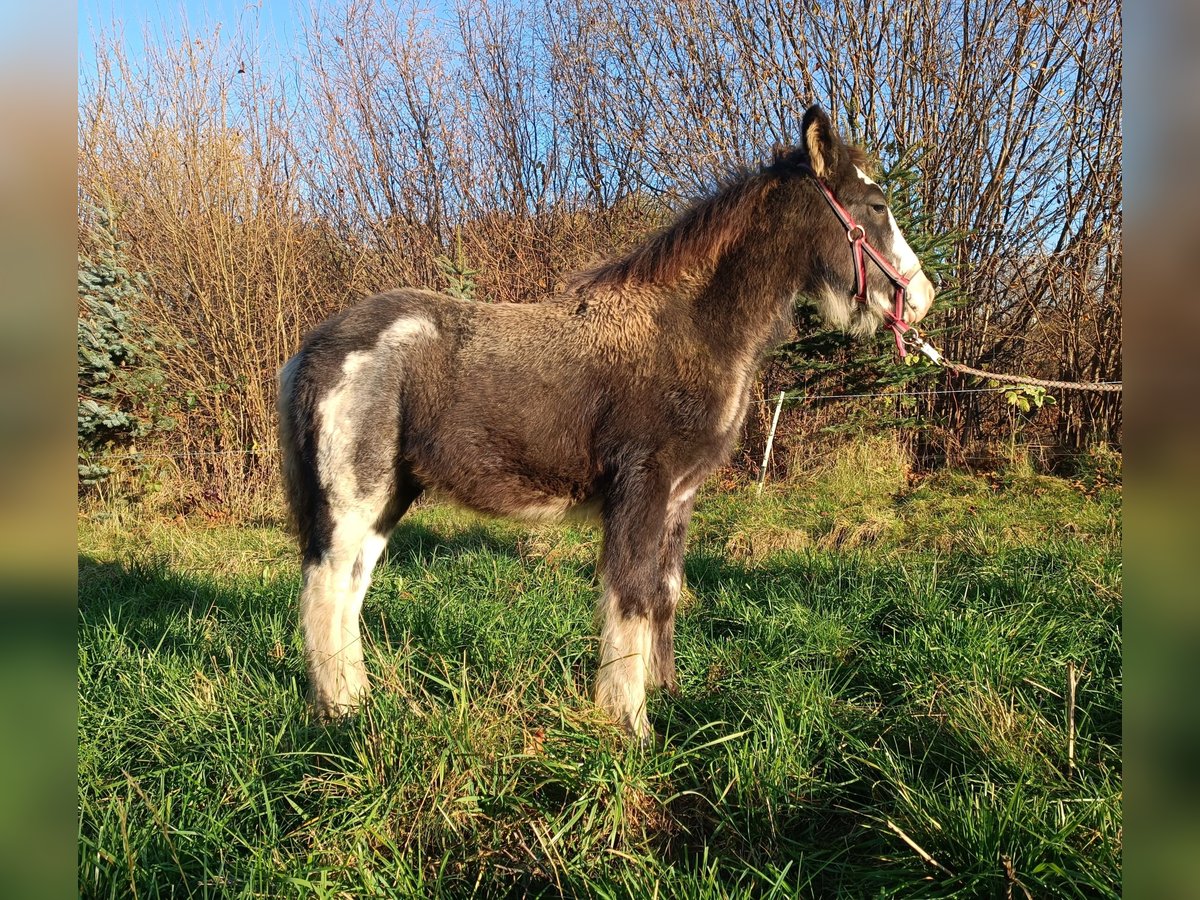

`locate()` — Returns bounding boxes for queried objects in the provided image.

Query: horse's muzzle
[905,270,936,325]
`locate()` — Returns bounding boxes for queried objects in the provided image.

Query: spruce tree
[77,207,168,486]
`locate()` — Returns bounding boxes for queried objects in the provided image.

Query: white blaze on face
[853,165,935,323]
[854,166,920,276]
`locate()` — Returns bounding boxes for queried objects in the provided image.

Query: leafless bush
[80,26,345,506]
[78,0,1121,508]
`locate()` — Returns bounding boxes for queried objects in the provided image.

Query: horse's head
[778,104,936,341]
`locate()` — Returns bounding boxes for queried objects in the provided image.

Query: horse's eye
[870,203,887,214]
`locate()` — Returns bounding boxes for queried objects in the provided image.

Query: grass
[78,444,1121,897]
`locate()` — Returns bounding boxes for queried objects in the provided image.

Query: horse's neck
[689,235,799,370]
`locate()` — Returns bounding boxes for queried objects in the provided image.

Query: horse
[276,105,936,742]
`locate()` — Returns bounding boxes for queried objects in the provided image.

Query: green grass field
[78,443,1121,898]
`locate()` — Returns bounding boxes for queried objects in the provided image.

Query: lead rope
[901,330,1123,393]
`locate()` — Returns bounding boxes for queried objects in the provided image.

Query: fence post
[757,390,786,497]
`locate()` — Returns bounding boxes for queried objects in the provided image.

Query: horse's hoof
[626,713,655,750]
[311,695,363,724]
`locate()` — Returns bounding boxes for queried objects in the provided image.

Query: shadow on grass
[78,553,307,694]
[77,551,379,762]
[77,518,588,703]
[73,538,895,895]
[385,520,525,564]
[78,519,528,629]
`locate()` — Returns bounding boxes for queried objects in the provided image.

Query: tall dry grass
[78,0,1121,509]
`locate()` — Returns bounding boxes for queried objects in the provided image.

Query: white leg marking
[339,530,390,704]
[301,315,437,720]
[594,587,652,740]
[301,513,382,719]
[301,552,359,718]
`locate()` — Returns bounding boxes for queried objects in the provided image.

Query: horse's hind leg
[332,488,420,709]
[300,487,419,720]
[299,506,376,720]
[335,529,388,707]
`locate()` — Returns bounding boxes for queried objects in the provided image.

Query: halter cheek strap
[799,164,916,356]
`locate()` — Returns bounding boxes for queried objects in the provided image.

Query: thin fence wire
[96,450,1077,463]
[749,382,1121,405]
[87,376,1114,464]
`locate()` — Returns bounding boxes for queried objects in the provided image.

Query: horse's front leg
[594,469,669,744]
[651,485,696,695]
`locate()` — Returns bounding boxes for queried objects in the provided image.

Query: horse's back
[277,286,709,528]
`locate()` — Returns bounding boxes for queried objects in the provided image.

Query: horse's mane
[568,144,873,295]
[568,167,778,294]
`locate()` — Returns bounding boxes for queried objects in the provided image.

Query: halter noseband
[799,164,918,356]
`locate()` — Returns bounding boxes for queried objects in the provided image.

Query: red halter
[799,164,917,356]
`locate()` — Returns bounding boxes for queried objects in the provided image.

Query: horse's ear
[802,104,839,179]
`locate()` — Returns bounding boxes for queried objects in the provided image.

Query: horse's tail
[276,352,315,554]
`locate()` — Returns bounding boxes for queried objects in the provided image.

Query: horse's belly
[409,442,599,524]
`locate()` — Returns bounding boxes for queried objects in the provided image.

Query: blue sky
[78,0,300,77]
